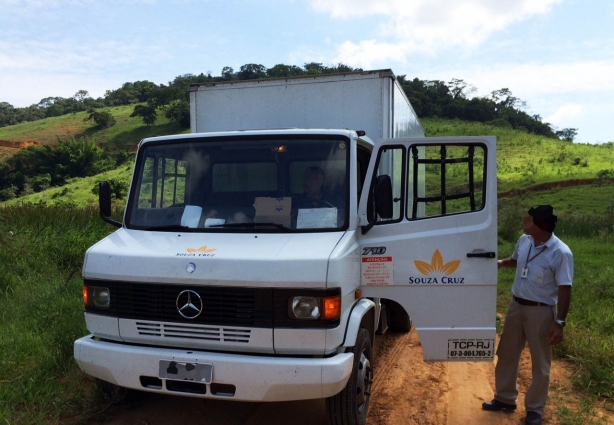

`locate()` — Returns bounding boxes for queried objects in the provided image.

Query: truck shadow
[92,391,327,425]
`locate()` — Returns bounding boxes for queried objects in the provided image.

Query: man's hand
[497,258,518,269]
[548,322,564,345]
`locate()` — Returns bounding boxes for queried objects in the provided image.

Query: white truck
[74,70,498,425]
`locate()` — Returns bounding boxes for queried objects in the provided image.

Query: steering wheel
[294,198,336,209]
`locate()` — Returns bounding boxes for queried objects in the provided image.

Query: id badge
[521,268,528,279]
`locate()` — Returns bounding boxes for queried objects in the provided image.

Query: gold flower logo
[187,245,217,253]
[414,250,460,276]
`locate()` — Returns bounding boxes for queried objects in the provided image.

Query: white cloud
[544,104,583,127]
[310,0,562,67]
[438,60,614,98]
[0,39,170,106]
[0,39,167,73]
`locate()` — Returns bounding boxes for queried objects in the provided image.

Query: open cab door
[358,137,497,361]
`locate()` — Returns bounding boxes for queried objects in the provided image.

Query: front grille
[136,321,251,343]
[116,283,273,328]
[84,280,341,329]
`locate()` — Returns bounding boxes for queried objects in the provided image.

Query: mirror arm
[361,222,374,235]
[101,212,122,228]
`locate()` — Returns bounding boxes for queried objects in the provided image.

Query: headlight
[289,295,341,320]
[291,296,320,319]
[83,285,110,309]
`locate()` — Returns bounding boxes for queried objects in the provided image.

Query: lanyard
[525,243,547,265]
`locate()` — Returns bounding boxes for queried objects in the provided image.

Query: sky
[1,0,613,144]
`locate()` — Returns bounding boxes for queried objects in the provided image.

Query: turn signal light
[322,296,341,320]
[83,285,89,306]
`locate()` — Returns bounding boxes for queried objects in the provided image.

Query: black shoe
[525,411,543,424]
[481,399,517,411]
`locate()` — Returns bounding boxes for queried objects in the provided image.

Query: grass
[551,394,608,425]
[0,204,121,424]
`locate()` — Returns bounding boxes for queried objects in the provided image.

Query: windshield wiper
[138,225,196,232]
[208,222,290,231]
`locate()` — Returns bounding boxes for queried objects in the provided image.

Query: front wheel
[326,328,373,425]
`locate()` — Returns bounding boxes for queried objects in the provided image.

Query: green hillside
[3,116,613,214]
[423,118,614,192]
[0,104,188,152]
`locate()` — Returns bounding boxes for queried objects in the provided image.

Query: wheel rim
[356,349,372,414]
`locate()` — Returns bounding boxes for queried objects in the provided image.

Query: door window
[407,144,486,219]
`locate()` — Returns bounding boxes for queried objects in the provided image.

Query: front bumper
[74,335,354,401]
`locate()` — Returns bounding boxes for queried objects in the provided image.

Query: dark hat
[528,205,557,225]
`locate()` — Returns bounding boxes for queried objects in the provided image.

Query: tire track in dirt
[370,330,413,395]
[367,329,448,425]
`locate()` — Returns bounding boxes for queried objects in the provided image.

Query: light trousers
[494,299,556,415]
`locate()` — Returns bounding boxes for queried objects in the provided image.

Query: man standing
[482,205,573,425]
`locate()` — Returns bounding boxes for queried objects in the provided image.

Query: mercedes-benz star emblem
[186,262,196,273]
[176,290,203,319]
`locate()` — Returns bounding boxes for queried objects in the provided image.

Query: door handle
[466,252,496,258]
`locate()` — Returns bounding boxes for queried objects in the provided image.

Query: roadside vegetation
[0,205,120,424]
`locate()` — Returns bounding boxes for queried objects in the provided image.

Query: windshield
[126,136,350,232]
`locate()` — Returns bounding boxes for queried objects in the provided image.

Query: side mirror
[99,181,112,217]
[374,175,393,219]
[99,181,122,227]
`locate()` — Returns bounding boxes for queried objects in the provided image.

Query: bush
[28,173,52,192]
[86,110,116,128]
[0,136,117,198]
[0,185,18,201]
[130,104,157,126]
[164,99,190,128]
[594,169,614,187]
[91,177,129,200]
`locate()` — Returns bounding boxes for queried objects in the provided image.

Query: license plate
[159,360,213,383]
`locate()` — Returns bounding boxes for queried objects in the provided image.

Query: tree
[132,80,157,102]
[237,64,267,80]
[304,62,325,75]
[45,103,65,117]
[86,110,116,128]
[556,128,578,142]
[130,104,157,126]
[37,97,62,109]
[267,64,304,78]
[164,100,190,128]
[73,90,90,102]
[221,66,234,81]
[0,102,17,127]
[490,88,526,110]
[447,79,476,100]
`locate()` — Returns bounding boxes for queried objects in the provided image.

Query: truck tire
[388,303,412,333]
[326,328,373,425]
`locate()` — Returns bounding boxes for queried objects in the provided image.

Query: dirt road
[91,329,604,425]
